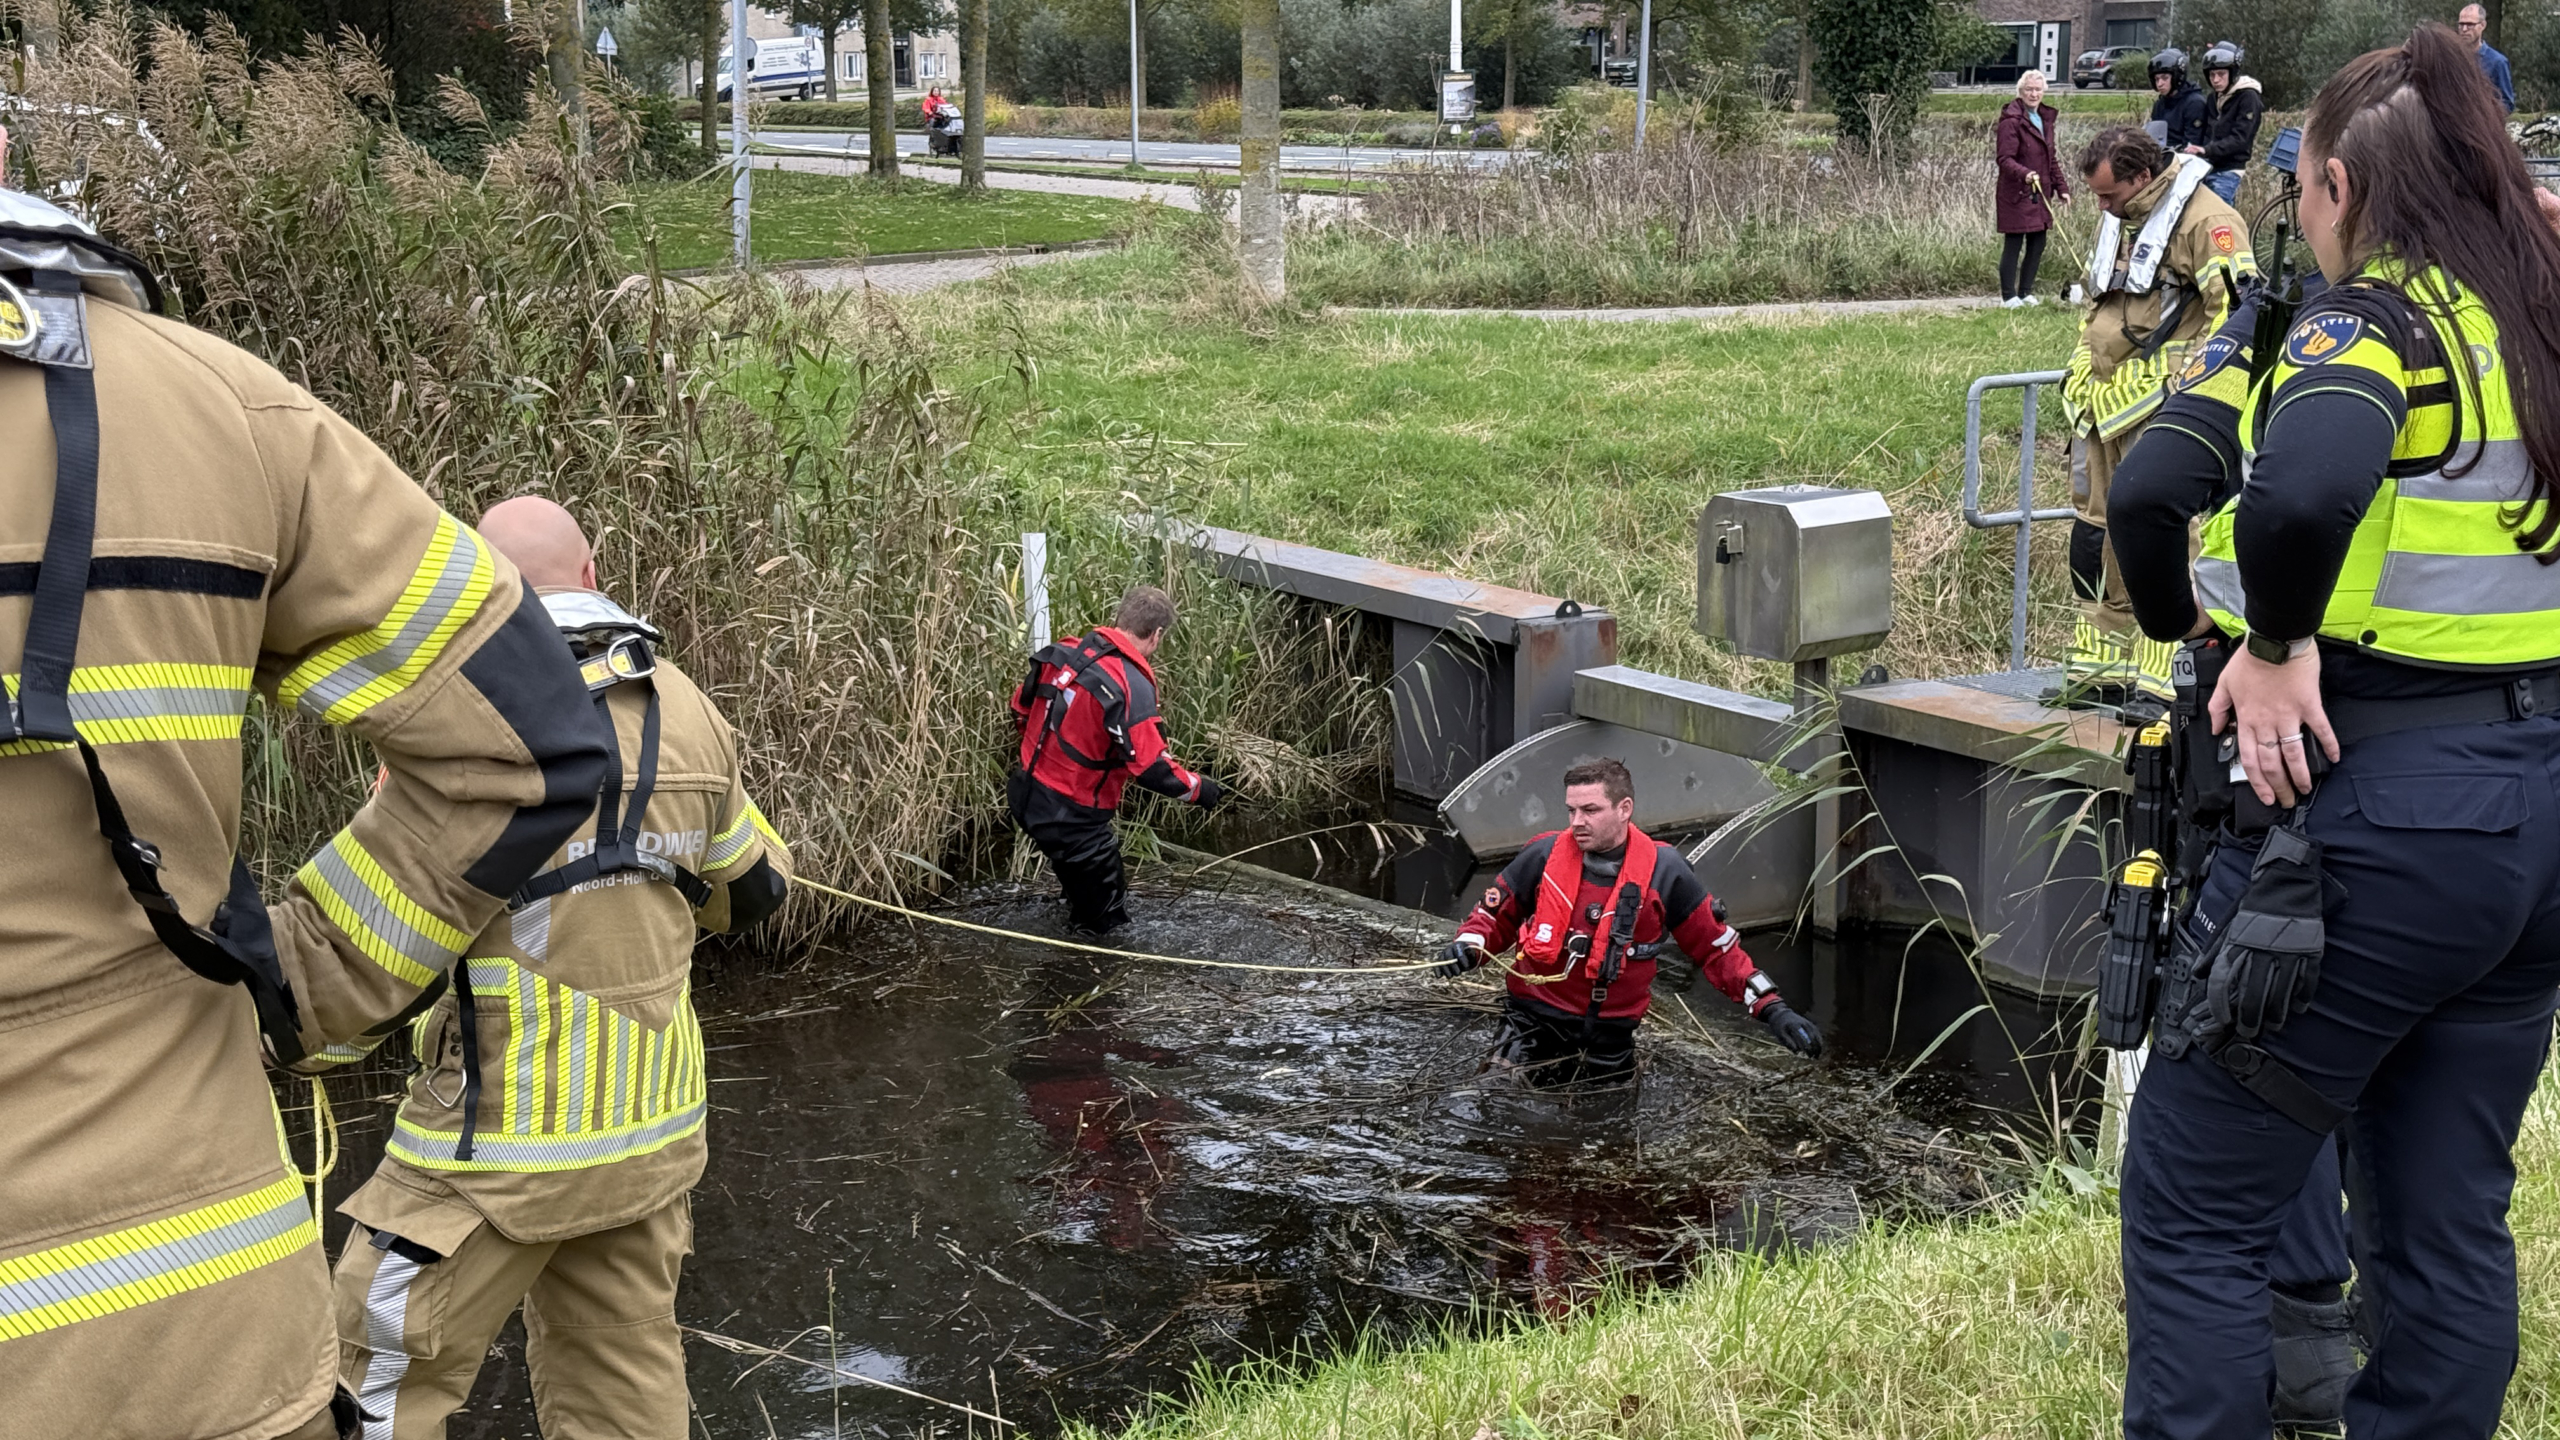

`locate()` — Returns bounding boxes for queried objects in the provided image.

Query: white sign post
[729,9,751,268]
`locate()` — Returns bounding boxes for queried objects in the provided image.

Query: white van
[717,37,824,101]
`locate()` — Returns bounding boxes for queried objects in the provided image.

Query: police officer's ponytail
[2304,22,2560,559]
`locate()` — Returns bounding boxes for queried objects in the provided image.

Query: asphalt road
[749,128,1509,171]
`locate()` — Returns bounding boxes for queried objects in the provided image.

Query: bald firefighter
[2063,125,2256,700]
[1436,758,1822,1086]
[327,498,792,1438]
[0,195,610,1437]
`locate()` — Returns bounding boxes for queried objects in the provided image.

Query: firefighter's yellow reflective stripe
[389,959,706,1173]
[309,1040,374,1068]
[0,1175,316,1341]
[0,664,253,757]
[297,832,472,988]
[280,513,494,724]
[704,799,775,872]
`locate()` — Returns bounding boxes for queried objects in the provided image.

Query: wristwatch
[2245,631,2316,664]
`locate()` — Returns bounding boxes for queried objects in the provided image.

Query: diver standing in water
[1435,758,1822,1086]
[1010,584,1227,935]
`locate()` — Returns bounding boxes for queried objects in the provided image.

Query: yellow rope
[789,875,1590,984]
[791,875,1448,975]
[297,1074,339,1217]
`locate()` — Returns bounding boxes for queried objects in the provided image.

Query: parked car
[2072,45,2147,88]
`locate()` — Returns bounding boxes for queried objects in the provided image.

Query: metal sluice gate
[1154,384,2134,996]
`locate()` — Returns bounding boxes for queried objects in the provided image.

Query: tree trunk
[962,0,989,189]
[1503,28,1515,110]
[548,0,586,149]
[701,4,720,152]
[1237,0,1283,303]
[2487,0,2505,49]
[1793,7,1812,113]
[865,0,898,177]
[823,30,839,101]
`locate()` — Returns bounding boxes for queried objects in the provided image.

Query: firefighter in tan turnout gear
[2062,124,2256,698]
[0,194,611,1438]
[329,497,792,1439]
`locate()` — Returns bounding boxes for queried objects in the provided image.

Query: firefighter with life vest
[2098,29,2560,1437]
[325,498,792,1439]
[2062,124,2255,701]
[2100,215,2363,1429]
[0,193,611,1438]
[1010,584,1226,935]
[1434,758,1821,1086]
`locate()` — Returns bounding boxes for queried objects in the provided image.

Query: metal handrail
[1963,369,2073,672]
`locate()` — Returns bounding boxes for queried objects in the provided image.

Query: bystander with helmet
[2193,43,2265,202]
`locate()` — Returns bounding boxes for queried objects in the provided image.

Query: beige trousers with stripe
[331,1197,691,1440]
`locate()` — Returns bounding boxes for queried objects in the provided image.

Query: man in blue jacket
[2460,4,2516,111]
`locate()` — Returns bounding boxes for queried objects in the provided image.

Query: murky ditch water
[300,863,2096,1439]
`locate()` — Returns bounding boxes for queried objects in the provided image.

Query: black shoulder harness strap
[3,270,309,1066]
[1020,631,1131,775]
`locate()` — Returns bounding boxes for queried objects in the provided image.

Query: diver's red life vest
[1511,827,1663,1018]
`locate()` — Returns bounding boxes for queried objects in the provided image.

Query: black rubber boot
[2271,1286,2357,1435]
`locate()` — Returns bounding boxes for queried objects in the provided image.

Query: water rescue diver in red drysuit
[1437,756,1822,1086]
[1009,584,1226,934]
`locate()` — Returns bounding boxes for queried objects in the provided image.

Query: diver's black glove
[1193,776,1229,810]
[1435,939,1485,978]
[1759,1000,1823,1059]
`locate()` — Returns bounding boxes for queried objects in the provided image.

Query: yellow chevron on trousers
[0,663,253,757]
[279,512,494,725]
[0,1175,316,1342]
[297,831,472,988]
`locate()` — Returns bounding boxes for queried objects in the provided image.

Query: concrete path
[753,151,1361,221]
[1352,295,2007,324]
[750,127,1507,172]
[790,248,1089,293]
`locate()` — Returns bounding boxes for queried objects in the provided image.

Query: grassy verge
[895,153,1383,194]
[934,238,2083,698]
[1066,1073,2560,1438]
[619,168,1135,268]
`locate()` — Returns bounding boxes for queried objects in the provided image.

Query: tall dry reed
[14,7,1386,922]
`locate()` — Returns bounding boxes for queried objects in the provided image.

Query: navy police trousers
[2121,712,2560,1438]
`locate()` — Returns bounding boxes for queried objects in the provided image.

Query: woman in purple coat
[1995,70,2072,306]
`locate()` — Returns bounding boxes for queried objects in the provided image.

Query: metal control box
[1697,486,1894,662]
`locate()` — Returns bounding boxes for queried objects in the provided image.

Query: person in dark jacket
[2192,43,2265,202]
[2150,48,2210,151]
[1996,69,2072,305]
[1010,584,1226,934]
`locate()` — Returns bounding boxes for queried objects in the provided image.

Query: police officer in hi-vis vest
[326,498,792,1439]
[1434,758,1821,1086]
[0,193,610,1437]
[2108,27,2560,1437]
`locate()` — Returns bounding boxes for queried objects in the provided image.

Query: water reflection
[293,880,2039,1439]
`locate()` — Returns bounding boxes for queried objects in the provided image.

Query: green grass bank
[620,168,1135,268]
[934,239,2083,698]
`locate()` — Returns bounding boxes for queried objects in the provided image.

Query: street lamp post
[730,0,750,267]
[1129,0,1142,166]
